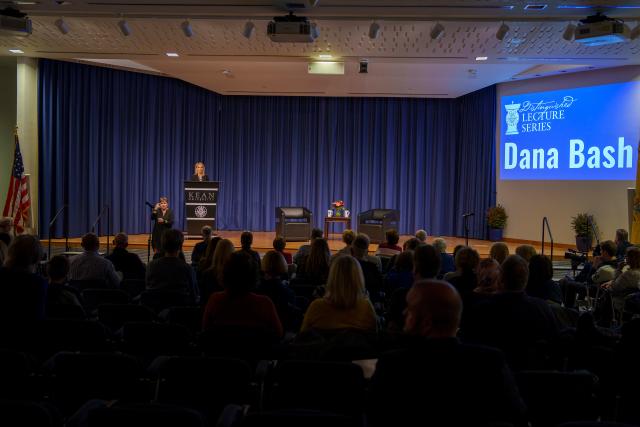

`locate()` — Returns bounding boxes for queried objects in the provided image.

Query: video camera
[564,249,587,270]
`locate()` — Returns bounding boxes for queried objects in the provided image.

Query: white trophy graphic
[505,102,521,135]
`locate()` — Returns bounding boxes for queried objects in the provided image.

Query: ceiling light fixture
[631,23,640,40]
[318,54,332,59]
[165,52,179,57]
[430,23,444,40]
[242,21,255,39]
[55,18,69,35]
[496,22,509,41]
[181,20,193,38]
[118,19,131,36]
[475,56,488,61]
[563,23,576,41]
[9,49,24,54]
[369,22,380,39]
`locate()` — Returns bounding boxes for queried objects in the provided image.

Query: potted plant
[571,213,598,252]
[486,205,508,241]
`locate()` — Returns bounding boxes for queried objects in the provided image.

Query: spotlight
[369,22,380,39]
[118,19,131,36]
[55,18,69,35]
[631,23,640,40]
[496,22,509,41]
[562,23,576,41]
[430,23,444,40]
[242,21,255,39]
[181,20,193,38]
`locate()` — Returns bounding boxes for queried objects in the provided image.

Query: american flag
[3,133,30,234]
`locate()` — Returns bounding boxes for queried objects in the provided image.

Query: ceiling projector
[0,7,31,37]
[267,12,319,43]
[574,13,629,46]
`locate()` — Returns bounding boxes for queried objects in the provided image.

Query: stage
[45,231,573,260]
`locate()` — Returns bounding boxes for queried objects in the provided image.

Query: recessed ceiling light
[318,54,332,59]
[9,49,24,54]
[524,4,547,10]
[165,52,179,57]
[475,56,488,61]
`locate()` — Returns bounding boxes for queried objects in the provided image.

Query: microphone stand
[91,205,110,255]
[462,213,474,246]
[146,202,155,263]
[48,204,67,261]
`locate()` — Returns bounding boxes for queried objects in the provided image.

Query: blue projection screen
[499,82,640,180]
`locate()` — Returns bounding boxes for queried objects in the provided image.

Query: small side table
[324,217,352,240]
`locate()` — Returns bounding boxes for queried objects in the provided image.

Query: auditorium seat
[46,304,86,320]
[275,207,313,242]
[97,304,155,333]
[69,279,109,292]
[357,209,400,243]
[81,288,130,314]
[164,306,203,334]
[238,409,358,427]
[198,325,281,362]
[140,290,194,314]
[120,322,194,365]
[0,400,58,427]
[27,319,110,362]
[0,350,36,400]
[120,279,146,299]
[87,403,206,427]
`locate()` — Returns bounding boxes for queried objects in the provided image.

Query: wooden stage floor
[46,231,573,259]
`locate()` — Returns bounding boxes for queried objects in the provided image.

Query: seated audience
[190,225,212,267]
[489,242,510,265]
[105,232,145,280]
[239,231,261,266]
[0,235,47,322]
[368,280,525,426]
[296,238,331,285]
[384,250,414,292]
[474,258,501,295]
[146,229,198,303]
[464,255,561,369]
[202,251,282,337]
[0,216,12,246]
[272,237,292,264]
[376,229,402,257]
[300,255,377,332]
[603,246,640,312]
[403,237,421,251]
[257,250,296,329]
[432,238,455,277]
[335,229,356,256]
[199,238,233,303]
[526,254,562,304]
[446,246,480,295]
[413,244,441,281]
[515,244,537,262]
[415,229,428,243]
[197,236,220,276]
[351,234,383,301]
[46,254,82,308]
[293,228,324,264]
[615,228,633,260]
[69,233,121,288]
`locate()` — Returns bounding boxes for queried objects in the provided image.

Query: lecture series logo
[504,95,578,136]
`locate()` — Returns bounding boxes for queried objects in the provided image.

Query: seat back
[199,325,280,361]
[97,304,155,332]
[165,306,203,334]
[140,290,194,313]
[88,403,206,427]
[28,319,110,362]
[121,322,193,362]
[278,207,307,219]
[46,304,86,320]
[0,400,54,427]
[69,279,109,292]
[81,288,130,314]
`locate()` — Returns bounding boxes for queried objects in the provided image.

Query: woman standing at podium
[151,196,174,251]
[191,162,209,182]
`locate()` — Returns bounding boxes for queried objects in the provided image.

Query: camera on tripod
[564,248,587,269]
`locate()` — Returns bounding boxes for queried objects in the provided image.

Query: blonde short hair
[324,255,366,309]
[262,250,288,277]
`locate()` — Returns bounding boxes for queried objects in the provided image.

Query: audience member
[464,255,561,369]
[46,254,82,308]
[446,246,480,295]
[415,229,428,243]
[489,242,510,265]
[191,225,212,267]
[413,244,441,280]
[335,229,356,256]
[202,251,282,337]
[0,240,7,265]
[432,238,455,277]
[515,244,537,262]
[0,217,12,247]
[296,238,331,285]
[603,246,640,312]
[69,233,121,288]
[384,250,414,292]
[105,232,145,280]
[146,229,198,303]
[351,234,383,301]
[615,228,633,260]
[239,231,261,266]
[376,229,402,257]
[369,280,525,426]
[475,258,501,295]
[526,254,562,304]
[293,228,324,264]
[0,235,47,322]
[403,237,421,251]
[272,237,292,264]
[199,238,234,303]
[300,255,377,332]
[257,250,296,330]
[197,236,220,276]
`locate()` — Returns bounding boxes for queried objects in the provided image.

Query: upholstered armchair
[275,207,313,242]
[357,209,400,243]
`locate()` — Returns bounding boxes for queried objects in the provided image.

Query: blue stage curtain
[39,59,495,239]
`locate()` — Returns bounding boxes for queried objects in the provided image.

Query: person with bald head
[369,280,525,426]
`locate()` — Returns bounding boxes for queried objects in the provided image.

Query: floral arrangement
[331,200,347,217]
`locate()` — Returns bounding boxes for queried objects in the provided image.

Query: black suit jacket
[106,247,146,280]
[190,174,209,182]
[368,337,526,426]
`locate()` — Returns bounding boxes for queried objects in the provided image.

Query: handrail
[541,216,554,260]
[48,204,68,261]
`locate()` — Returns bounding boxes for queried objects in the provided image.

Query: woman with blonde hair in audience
[200,238,234,303]
[300,255,377,332]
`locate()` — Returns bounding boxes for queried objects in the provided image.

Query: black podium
[184,180,219,239]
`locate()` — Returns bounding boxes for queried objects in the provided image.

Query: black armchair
[275,207,313,242]
[357,209,400,243]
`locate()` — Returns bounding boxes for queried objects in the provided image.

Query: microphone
[462,212,475,218]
